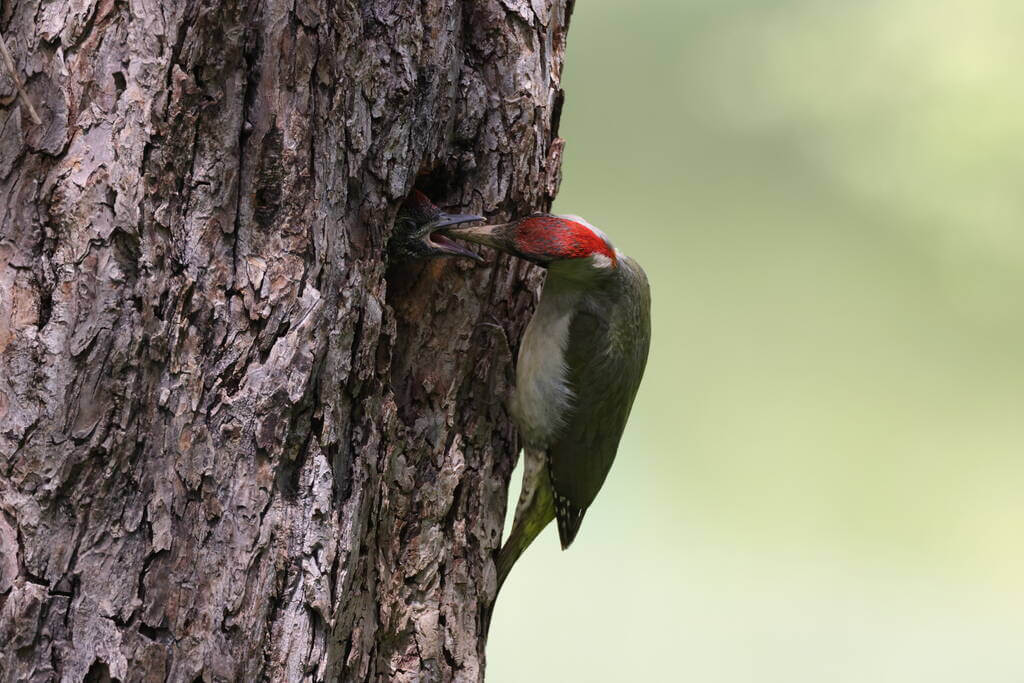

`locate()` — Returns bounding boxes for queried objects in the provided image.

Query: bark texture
[0,0,572,679]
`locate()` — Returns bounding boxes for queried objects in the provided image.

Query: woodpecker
[388,190,484,262]
[444,214,651,588]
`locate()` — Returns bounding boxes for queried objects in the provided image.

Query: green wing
[546,258,651,548]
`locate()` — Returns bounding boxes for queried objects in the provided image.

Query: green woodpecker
[388,190,484,262]
[444,214,651,588]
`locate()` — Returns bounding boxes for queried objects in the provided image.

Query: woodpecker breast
[508,280,582,449]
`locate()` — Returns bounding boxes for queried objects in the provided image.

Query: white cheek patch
[588,253,615,270]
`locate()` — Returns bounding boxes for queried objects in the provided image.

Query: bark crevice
[1,1,572,679]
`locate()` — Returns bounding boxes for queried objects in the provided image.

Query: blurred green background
[488,0,1024,680]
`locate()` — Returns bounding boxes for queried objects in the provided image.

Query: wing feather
[546,257,651,547]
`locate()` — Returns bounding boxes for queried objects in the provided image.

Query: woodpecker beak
[424,212,486,262]
[438,223,510,253]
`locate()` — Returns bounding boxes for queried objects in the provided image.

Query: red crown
[515,216,616,262]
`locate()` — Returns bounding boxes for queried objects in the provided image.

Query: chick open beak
[425,212,486,262]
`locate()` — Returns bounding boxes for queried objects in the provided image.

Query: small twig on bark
[0,29,42,125]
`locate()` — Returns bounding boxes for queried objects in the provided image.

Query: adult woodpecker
[443,214,651,588]
[388,190,485,262]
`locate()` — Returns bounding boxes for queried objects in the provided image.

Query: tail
[482,449,556,637]
[495,448,555,592]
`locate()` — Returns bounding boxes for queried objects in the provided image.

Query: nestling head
[398,190,442,227]
[389,190,485,262]
[442,214,618,271]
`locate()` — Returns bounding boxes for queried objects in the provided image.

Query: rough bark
[0,0,571,680]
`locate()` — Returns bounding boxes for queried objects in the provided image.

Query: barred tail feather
[495,448,555,591]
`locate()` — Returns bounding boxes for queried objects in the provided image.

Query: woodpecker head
[442,213,618,273]
[388,190,485,262]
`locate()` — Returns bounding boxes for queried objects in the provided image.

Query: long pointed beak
[427,212,485,231]
[425,212,487,262]
[437,222,510,252]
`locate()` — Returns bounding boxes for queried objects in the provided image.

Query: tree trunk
[0,0,571,679]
